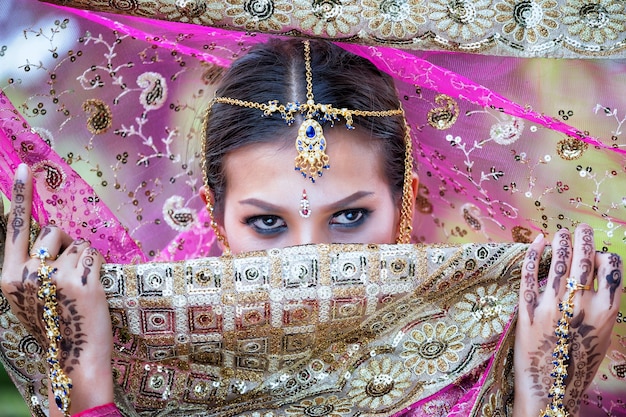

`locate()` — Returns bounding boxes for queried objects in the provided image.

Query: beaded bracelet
[539,277,589,417]
[32,247,72,417]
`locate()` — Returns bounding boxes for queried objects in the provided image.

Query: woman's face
[212,129,408,254]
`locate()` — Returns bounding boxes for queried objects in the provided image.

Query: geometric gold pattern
[0,242,547,416]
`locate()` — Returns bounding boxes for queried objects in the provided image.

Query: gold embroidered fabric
[0,239,541,416]
[39,0,626,58]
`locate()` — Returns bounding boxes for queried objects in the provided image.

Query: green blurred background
[0,366,29,417]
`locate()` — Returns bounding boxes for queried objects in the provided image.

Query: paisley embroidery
[461,203,483,231]
[137,72,168,111]
[82,98,112,135]
[163,195,197,232]
[427,94,459,130]
[31,161,66,192]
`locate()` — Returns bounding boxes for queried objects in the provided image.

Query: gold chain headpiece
[203,40,415,244]
[212,40,405,181]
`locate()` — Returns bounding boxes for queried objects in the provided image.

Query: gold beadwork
[397,111,414,244]
[205,199,231,255]
[31,247,72,417]
[539,277,590,417]
[200,103,231,255]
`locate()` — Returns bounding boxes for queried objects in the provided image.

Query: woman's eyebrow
[238,198,281,212]
[239,191,375,212]
[325,191,374,211]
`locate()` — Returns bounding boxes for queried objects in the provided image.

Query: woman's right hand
[1,164,114,416]
[514,225,622,417]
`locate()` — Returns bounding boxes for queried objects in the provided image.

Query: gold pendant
[295,118,329,181]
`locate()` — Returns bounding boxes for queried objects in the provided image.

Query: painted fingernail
[15,163,28,181]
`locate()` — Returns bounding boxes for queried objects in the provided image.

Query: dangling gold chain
[539,277,590,417]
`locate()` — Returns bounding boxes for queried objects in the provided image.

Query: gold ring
[574,283,591,291]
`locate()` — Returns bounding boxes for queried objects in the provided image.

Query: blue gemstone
[306,125,315,138]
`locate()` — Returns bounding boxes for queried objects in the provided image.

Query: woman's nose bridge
[292,221,327,246]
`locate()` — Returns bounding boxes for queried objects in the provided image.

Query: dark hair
[203,38,407,218]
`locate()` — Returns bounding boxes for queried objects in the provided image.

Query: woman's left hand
[514,225,622,417]
[1,164,114,416]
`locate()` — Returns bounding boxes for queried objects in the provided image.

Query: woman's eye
[246,215,286,234]
[330,209,369,226]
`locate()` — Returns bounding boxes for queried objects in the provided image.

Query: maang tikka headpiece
[204,40,415,243]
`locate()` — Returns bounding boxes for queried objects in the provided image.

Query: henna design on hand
[578,228,594,286]
[580,228,594,256]
[606,254,623,308]
[80,249,96,286]
[564,311,600,415]
[526,312,601,412]
[40,226,52,240]
[10,180,26,243]
[7,278,88,374]
[523,249,539,323]
[606,270,622,309]
[552,242,570,294]
[7,279,46,345]
[67,238,87,256]
[57,292,86,373]
[527,332,558,399]
[578,258,592,287]
[21,265,38,283]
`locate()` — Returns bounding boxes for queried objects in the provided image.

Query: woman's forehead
[222,128,388,195]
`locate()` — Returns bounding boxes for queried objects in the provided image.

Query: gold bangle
[32,247,72,416]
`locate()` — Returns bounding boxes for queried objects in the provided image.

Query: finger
[594,251,623,311]
[4,163,32,263]
[76,246,103,287]
[547,228,572,298]
[31,225,73,260]
[58,239,91,267]
[519,233,545,324]
[569,224,595,303]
